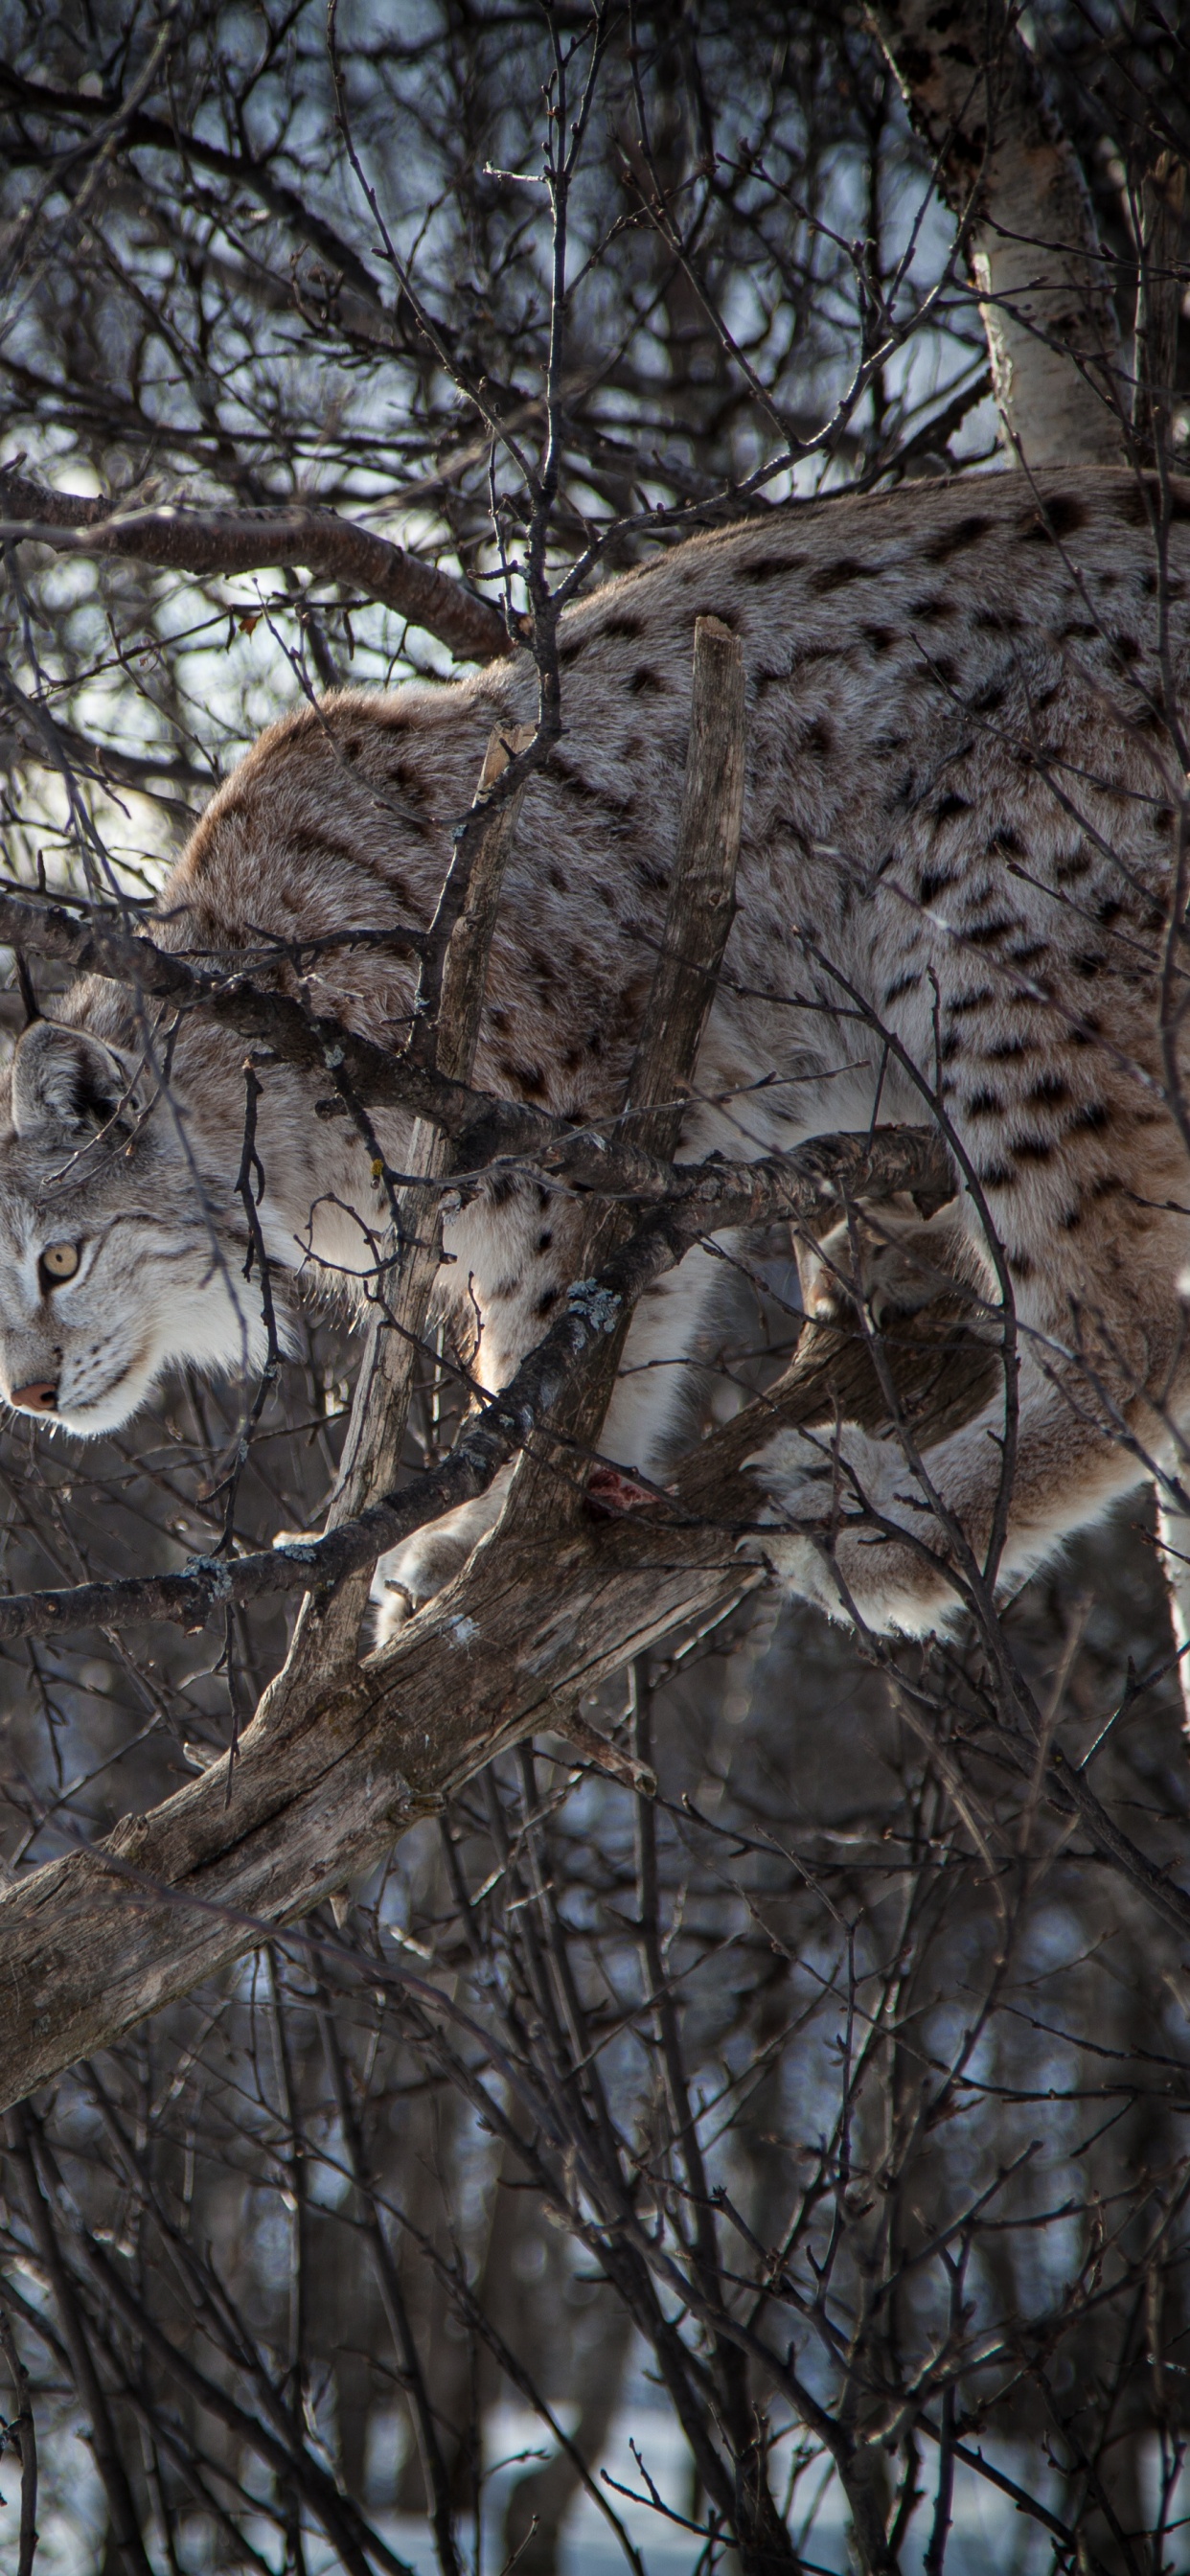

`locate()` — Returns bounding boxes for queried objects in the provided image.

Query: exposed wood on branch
[1133,153,1188,468]
[868,0,1127,466]
[0,465,512,664]
[507,613,748,1525]
[0,1276,1012,2112]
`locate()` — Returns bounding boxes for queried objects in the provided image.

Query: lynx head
[0,1019,270,1435]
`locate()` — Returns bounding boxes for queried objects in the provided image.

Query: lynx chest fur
[1,469,1187,1636]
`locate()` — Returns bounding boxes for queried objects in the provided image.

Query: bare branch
[0,467,512,665]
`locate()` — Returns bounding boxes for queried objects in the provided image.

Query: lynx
[1,469,1188,1638]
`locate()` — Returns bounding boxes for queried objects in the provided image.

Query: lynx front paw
[745,1422,961,1634]
[372,1469,515,1647]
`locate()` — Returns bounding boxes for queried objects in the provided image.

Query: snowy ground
[0,2398,1091,2575]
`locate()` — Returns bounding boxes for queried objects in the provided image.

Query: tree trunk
[868,0,1126,466]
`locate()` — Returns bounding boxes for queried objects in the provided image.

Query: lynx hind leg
[748,1372,1152,1636]
[756,1206,1187,1635]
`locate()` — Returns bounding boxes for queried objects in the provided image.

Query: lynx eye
[39,1241,81,1287]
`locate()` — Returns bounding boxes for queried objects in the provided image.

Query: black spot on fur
[634,857,670,893]
[741,552,806,582]
[803,716,835,757]
[629,666,665,696]
[910,594,956,622]
[1019,494,1087,542]
[500,1060,547,1099]
[989,824,1023,856]
[1072,951,1104,978]
[384,760,429,805]
[967,1089,1001,1116]
[964,915,1017,947]
[1012,1133,1056,1162]
[545,754,602,801]
[969,680,1006,714]
[977,1162,1018,1189]
[1008,1251,1035,1279]
[603,611,645,640]
[1029,1072,1068,1106]
[918,867,955,904]
[1070,1101,1110,1133]
[925,512,993,564]
[809,557,880,594]
[536,1286,560,1317]
[883,970,921,1004]
[537,1230,553,1253]
[862,624,898,655]
[932,792,973,823]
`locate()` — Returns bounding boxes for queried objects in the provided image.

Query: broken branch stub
[624,613,746,1152]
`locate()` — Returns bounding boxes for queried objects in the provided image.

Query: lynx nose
[11,1380,59,1414]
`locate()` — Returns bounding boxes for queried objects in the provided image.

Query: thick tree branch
[0,467,512,664]
[0,1245,1051,2117]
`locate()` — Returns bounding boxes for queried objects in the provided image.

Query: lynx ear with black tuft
[10,1022,138,1138]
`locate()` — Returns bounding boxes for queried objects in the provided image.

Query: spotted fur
[0,469,1187,1635]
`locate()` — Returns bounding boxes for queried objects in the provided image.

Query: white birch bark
[868,0,1127,467]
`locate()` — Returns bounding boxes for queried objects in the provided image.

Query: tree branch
[0,466,512,664]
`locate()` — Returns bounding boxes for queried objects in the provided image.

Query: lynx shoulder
[0,468,1187,1636]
